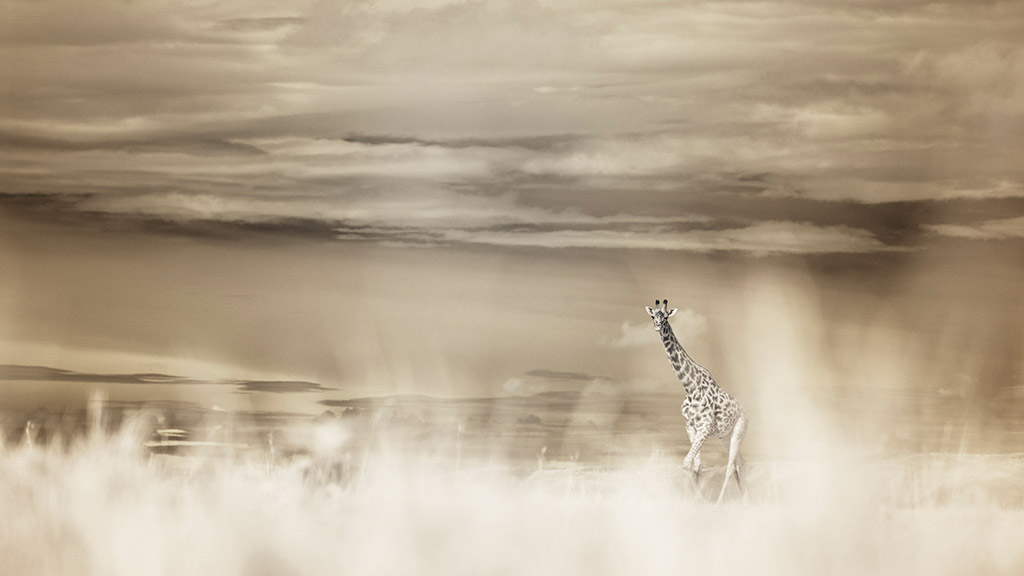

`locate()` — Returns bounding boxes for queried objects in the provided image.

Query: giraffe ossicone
[646,299,748,503]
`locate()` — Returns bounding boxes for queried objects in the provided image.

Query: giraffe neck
[659,324,699,393]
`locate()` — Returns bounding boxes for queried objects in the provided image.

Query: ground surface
[3,412,1023,576]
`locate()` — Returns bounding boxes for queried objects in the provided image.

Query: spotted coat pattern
[647,300,747,503]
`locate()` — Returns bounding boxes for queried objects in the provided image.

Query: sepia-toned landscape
[2,0,1024,574]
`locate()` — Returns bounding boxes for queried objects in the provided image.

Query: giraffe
[645,299,747,503]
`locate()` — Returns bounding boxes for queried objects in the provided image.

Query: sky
[1,0,1023,421]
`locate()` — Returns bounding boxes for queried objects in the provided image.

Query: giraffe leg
[683,427,707,499]
[717,413,747,504]
[719,440,745,492]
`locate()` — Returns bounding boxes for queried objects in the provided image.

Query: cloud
[235,380,330,394]
[752,102,891,139]
[523,369,610,382]
[520,134,704,177]
[437,221,899,254]
[0,365,195,385]
[764,178,1024,204]
[924,216,1024,240]
[936,181,1024,201]
[2,0,1023,249]
[601,309,708,348]
[216,17,306,34]
[0,364,332,394]
[908,42,1024,115]
[0,1,186,47]
[502,378,526,394]
[64,186,706,233]
[504,368,615,396]
[0,132,268,157]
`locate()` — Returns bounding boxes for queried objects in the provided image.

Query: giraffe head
[645,299,677,332]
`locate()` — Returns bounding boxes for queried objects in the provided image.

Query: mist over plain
[3,0,1024,574]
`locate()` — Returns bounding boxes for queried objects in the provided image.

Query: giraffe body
[646,299,747,503]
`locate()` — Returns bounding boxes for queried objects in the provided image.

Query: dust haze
[2,0,1024,574]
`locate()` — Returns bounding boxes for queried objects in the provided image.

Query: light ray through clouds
[1,0,1023,402]
[2,4,1024,574]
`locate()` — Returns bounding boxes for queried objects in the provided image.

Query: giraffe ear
[645,306,655,316]
[668,308,677,317]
